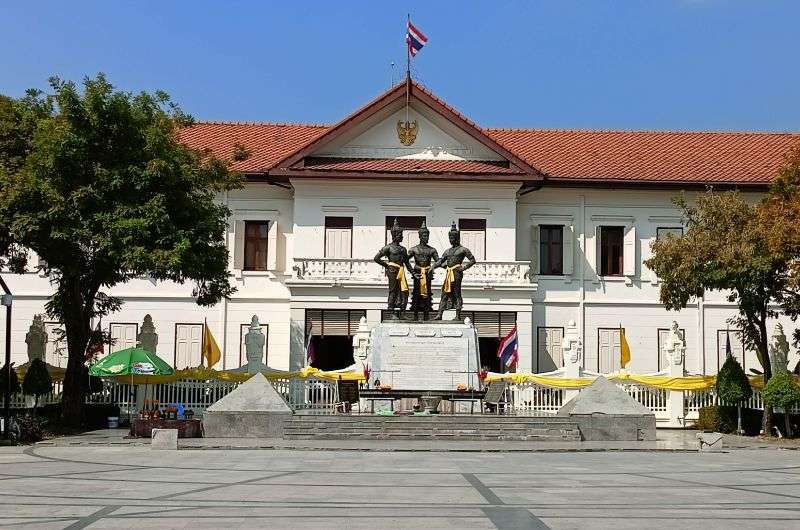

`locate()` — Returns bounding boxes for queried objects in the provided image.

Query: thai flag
[406,19,428,57]
[497,326,518,370]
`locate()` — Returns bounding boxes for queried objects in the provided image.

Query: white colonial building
[3,80,799,376]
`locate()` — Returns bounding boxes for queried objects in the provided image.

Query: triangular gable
[269,80,544,179]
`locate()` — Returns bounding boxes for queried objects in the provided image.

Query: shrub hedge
[696,406,762,435]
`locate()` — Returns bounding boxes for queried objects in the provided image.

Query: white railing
[291,258,532,286]
[507,383,564,414]
[6,376,340,416]
[617,383,668,414]
[503,382,668,417]
[684,389,716,418]
[9,375,794,421]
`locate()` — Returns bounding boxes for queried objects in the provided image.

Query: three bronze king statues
[374,219,476,321]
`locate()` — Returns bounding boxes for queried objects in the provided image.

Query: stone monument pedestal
[367,319,480,392]
[203,373,293,438]
[557,376,656,441]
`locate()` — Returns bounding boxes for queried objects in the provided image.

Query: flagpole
[405,13,410,124]
[202,318,206,368]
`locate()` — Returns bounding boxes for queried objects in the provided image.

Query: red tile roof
[487,128,800,185]
[177,81,800,186]
[300,157,521,175]
[178,121,327,173]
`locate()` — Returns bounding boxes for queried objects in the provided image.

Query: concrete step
[285,433,582,441]
[284,418,574,426]
[282,414,581,441]
[283,425,576,434]
[283,422,568,430]
[288,415,572,423]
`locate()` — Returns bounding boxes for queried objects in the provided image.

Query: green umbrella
[89,348,174,427]
[89,347,174,378]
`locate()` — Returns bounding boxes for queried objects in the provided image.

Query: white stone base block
[151,429,178,450]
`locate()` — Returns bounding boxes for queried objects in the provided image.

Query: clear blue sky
[2,1,798,131]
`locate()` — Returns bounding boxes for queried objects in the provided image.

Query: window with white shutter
[174,323,203,369]
[459,219,486,261]
[325,217,353,258]
[599,227,624,277]
[537,327,564,370]
[598,328,622,373]
[109,323,138,354]
[232,212,280,274]
[623,226,637,277]
[539,226,563,275]
[385,216,425,248]
[562,224,574,276]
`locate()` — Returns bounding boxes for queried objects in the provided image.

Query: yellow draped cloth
[105,366,366,385]
[442,265,460,294]
[387,262,409,292]
[483,371,733,391]
[417,266,430,297]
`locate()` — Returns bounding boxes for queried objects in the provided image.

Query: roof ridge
[485,127,800,135]
[192,120,329,128]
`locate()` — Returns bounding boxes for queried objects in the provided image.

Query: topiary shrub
[696,406,762,435]
[0,362,21,405]
[762,372,800,437]
[22,358,53,414]
[717,356,753,405]
[15,414,46,443]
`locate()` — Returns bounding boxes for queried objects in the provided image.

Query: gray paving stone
[1,444,799,529]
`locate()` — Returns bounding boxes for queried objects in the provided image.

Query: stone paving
[2,442,800,529]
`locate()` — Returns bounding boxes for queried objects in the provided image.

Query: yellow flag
[202,321,222,368]
[620,327,631,369]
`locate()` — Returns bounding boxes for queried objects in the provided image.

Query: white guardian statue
[561,320,583,378]
[663,321,686,369]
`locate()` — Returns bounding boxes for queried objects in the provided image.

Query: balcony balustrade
[290,258,533,288]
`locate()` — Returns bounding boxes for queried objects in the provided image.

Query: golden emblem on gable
[396,120,418,146]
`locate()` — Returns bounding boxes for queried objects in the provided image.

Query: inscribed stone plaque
[369,322,480,390]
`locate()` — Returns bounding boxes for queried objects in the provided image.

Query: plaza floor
[2,442,800,529]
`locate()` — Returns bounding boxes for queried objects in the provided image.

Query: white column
[665,358,686,427]
[516,311,533,372]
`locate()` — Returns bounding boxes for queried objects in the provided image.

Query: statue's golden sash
[387,262,409,292]
[417,266,431,298]
[442,265,460,294]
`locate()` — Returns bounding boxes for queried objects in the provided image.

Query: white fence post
[665,388,685,428]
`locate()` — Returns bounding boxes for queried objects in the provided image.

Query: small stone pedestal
[151,429,178,450]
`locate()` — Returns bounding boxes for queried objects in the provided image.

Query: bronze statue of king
[374,218,410,318]
[408,220,439,321]
[434,222,476,320]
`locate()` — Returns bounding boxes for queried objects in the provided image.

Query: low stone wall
[203,411,291,438]
[570,413,657,441]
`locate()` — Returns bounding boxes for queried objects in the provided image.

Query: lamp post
[0,276,11,439]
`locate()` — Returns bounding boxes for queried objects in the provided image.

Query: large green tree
[760,147,800,356]
[0,75,241,425]
[645,190,787,435]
